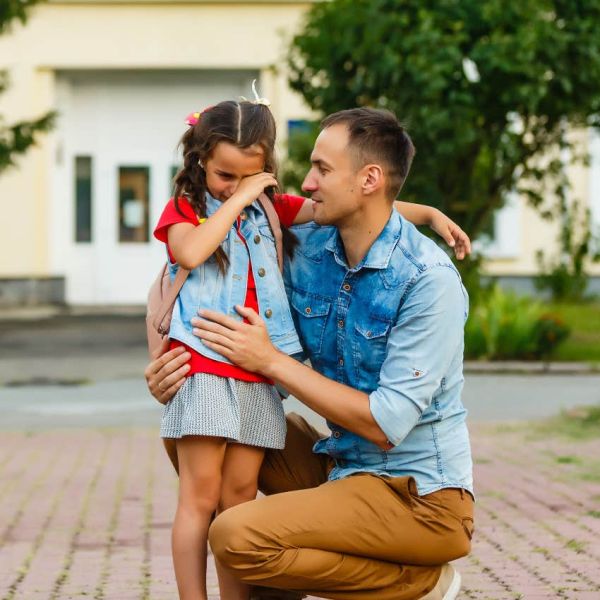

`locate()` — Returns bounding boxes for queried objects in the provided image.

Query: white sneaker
[420,564,461,600]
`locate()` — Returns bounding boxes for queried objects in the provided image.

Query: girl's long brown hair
[172,100,297,273]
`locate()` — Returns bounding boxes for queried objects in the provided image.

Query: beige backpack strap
[257,192,284,272]
[153,265,190,335]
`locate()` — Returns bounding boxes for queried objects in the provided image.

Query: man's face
[301,124,363,226]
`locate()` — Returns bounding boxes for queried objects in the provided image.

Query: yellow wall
[0,1,313,276]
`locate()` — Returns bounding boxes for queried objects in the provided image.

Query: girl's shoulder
[154,197,198,243]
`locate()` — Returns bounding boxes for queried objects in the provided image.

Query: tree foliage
[287,0,600,240]
[0,0,55,174]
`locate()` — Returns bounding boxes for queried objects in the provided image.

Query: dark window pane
[118,166,150,243]
[75,156,92,243]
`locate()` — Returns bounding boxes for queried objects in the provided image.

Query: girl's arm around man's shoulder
[278,194,471,260]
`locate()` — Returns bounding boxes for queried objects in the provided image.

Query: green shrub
[465,285,570,360]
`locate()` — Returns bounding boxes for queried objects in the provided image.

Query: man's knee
[209,503,263,571]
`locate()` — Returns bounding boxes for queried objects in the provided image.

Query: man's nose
[301,170,317,192]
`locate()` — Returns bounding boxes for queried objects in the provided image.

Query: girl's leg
[214,443,266,600]
[173,435,227,600]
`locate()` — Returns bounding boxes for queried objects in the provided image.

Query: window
[118,166,150,243]
[75,156,92,242]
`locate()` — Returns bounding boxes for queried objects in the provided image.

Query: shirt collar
[325,209,402,271]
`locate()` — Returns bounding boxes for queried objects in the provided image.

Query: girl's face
[203,142,265,202]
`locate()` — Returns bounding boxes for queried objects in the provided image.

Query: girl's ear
[362,164,385,195]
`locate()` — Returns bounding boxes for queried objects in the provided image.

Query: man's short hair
[321,108,415,199]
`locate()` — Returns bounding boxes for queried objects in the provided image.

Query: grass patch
[587,510,600,518]
[535,405,600,439]
[543,301,600,362]
[555,455,582,464]
[564,538,587,553]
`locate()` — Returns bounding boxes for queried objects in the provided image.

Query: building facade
[0,0,599,306]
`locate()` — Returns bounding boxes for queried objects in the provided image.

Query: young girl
[154,96,470,600]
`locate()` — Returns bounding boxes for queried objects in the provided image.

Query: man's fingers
[147,346,188,378]
[202,339,234,359]
[196,309,242,330]
[234,305,263,325]
[158,377,186,405]
[194,328,237,350]
[192,318,239,341]
[151,336,171,361]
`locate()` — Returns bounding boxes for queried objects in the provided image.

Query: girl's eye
[218,173,233,180]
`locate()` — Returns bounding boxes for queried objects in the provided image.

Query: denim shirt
[285,211,473,496]
[168,193,303,362]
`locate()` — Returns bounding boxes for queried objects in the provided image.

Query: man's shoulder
[392,216,456,275]
[290,222,336,261]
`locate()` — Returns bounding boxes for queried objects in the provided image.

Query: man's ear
[361,164,385,195]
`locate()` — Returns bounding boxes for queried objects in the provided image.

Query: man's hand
[144,338,191,405]
[192,306,278,374]
[429,210,471,260]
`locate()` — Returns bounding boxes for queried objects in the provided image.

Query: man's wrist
[261,349,287,381]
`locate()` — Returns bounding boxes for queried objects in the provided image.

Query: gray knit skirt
[160,373,286,449]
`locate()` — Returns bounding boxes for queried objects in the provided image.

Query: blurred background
[1,1,600,599]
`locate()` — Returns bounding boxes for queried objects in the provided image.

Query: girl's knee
[219,481,258,512]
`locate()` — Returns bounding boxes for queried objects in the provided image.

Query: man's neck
[338,200,394,268]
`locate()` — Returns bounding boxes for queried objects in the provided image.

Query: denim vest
[285,211,473,496]
[168,193,303,362]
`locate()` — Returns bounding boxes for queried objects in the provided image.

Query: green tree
[287,0,600,242]
[1,0,55,173]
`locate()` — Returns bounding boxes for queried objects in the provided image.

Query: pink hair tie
[184,105,216,127]
[185,111,201,127]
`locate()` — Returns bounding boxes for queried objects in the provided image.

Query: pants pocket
[462,516,474,540]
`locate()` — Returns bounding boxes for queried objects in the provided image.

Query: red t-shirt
[154,194,305,383]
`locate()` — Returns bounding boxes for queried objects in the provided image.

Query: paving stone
[1,424,599,599]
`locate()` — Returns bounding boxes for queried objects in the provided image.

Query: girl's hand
[230,172,278,208]
[430,210,471,260]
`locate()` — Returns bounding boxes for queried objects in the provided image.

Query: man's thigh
[259,412,331,495]
[215,472,472,566]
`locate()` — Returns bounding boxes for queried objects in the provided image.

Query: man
[147,108,473,599]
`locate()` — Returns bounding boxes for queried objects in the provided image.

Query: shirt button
[264,309,273,318]
[254,234,261,244]
[333,431,341,439]
[338,358,344,366]
[258,268,266,277]
[240,212,247,220]
[305,307,312,314]
[338,319,344,328]
[343,283,351,292]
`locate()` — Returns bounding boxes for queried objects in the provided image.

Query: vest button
[333,431,341,439]
[254,234,261,244]
[343,283,351,292]
[258,268,266,277]
[264,309,273,318]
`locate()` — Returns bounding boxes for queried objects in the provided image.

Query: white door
[51,70,258,304]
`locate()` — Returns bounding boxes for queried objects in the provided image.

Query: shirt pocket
[257,224,278,263]
[290,291,331,357]
[352,319,392,389]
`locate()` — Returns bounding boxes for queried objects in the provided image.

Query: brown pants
[208,414,474,600]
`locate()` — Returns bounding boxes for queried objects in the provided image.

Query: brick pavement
[1,424,599,600]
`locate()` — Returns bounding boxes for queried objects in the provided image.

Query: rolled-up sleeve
[369,265,467,446]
